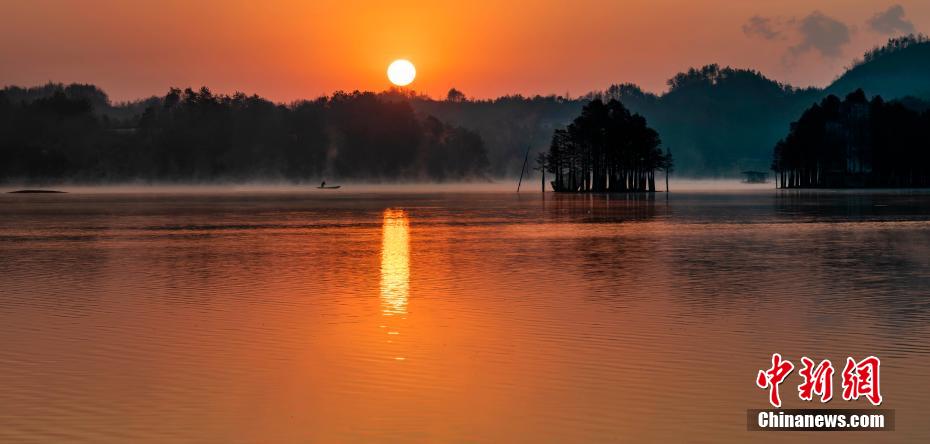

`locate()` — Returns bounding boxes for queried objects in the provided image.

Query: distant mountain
[3,35,929,180]
[605,66,820,176]
[407,69,816,177]
[408,93,584,177]
[827,35,930,100]
[411,36,930,177]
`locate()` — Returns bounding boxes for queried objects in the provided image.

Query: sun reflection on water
[380,209,409,316]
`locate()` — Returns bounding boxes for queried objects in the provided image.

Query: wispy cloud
[867,4,915,35]
[742,16,781,40]
[788,11,851,59]
[743,10,852,63]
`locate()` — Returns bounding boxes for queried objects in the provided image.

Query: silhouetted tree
[546,99,670,192]
[772,89,930,188]
[661,148,674,192]
[533,152,547,192]
[446,88,466,102]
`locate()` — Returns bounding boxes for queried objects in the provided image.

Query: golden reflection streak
[380,209,409,316]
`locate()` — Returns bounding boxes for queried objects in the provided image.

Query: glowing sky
[1,0,927,102]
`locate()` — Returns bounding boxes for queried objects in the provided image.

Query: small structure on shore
[741,171,768,183]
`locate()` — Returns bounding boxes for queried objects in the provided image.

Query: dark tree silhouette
[661,148,674,192]
[545,99,671,192]
[533,152,547,192]
[859,34,928,65]
[446,88,466,102]
[0,85,490,183]
[771,89,930,188]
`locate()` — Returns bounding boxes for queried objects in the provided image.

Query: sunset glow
[4,0,930,441]
[3,1,928,101]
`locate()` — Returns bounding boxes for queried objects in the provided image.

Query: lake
[2,185,929,443]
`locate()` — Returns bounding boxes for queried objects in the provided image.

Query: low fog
[2,179,775,195]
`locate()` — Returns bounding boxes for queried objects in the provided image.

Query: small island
[543,99,672,192]
[772,89,930,188]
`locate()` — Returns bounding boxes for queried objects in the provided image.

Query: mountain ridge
[3,35,929,179]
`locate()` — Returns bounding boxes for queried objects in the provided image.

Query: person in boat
[320,181,326,188]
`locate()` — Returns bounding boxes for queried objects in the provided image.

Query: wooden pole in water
[517,145,530,192]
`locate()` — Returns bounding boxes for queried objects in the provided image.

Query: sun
[387,59,416,86]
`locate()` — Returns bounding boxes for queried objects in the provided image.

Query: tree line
[543,98,672,192]
[414,35,930,177]
[412,64,820,178]
[771,89,930,188]
[0,85,489,183]
[2,35,928,184]
[858,34,928,67]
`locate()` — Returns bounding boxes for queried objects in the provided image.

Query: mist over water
[1,186,929,442]
[2,178,767,195]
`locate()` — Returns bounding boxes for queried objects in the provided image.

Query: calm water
[2,187,930,443]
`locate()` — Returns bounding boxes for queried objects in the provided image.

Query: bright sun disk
[387,59,416,86]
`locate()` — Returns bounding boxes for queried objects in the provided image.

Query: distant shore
[0,180,819,195]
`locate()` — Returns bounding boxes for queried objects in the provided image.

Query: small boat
[317,185,341,189]
[8,189,67,194]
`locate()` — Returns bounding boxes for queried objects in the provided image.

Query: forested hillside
[3,35,929,183]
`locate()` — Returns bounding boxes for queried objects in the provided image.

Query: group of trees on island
[772,89,930,188]
[543,99,672,192]
[0,86,489,183]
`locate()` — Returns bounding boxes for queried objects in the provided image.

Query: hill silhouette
[2,35,929,183]
[603,66,820,176]
[827,35,930,100]
[409,35,930,177]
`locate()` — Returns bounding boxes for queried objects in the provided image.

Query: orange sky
[1,0,928,102]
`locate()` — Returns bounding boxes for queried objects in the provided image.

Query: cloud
[743,16,781,40]
[867,4,915,35]
[788,11,851,58]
